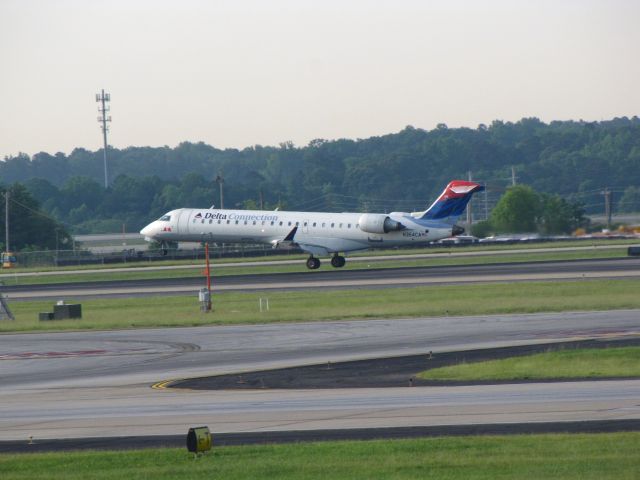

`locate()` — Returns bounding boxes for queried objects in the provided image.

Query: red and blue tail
[418,180,485,221]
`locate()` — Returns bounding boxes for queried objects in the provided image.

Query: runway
[3,257,640,300]
[0,310,639,443]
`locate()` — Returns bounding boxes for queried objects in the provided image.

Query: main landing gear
[305,254,346,270]
[330,254,346,268]
[306,256,321,270]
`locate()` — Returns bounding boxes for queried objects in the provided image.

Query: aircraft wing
[296,237,369,257]
[270,226,298,249]
[271,227,369,256]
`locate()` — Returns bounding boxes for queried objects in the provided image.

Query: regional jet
[140,180,484,269]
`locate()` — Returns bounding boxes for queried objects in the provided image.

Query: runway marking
[0,348,147,361]
[151,380,175,390]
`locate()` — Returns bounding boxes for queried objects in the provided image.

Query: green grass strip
[0,242,632,286]
[2,278,640,333]
[418,347,640,381]
[1,433,639,480]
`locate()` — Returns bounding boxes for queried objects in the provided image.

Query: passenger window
[322,222,326,228]
[348,224,351,228]
[217,219,221,224]
[339,223,343,228]
[271,221,274,226]
[235,220,239,224]
[209,219,213,224]
[313,222,317,227]
[288,221,292,226]
[226,220,230,224]
[244,220,248,225]
[295,222,299,227]
[201,219,205,224]
[331,223,335,228]
[279,221,283,226]
[253,221,256,225]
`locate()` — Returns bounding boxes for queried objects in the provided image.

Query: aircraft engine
[358,214,405,234]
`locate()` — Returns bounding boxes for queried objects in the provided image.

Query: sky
[1,0,639,159]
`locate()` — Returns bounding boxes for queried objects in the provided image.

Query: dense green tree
[490,185,542,233]
[0,184,71,251]
[3,116,639,234]
[470,220,493,238]
[618,186,640,213]
[60,176,104,212]
[488,185,586,235]
[539,193,586,234]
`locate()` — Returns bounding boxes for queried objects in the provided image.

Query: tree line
[1,116,639,250]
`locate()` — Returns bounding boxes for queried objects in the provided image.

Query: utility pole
[96,89,111,188]
[484,184,489,221]
[601,188,613,229]
[215,171,224,209]
[4,191,8,252]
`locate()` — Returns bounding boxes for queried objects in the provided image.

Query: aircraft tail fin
[416,180,485,222]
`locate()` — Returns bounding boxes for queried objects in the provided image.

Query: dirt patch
[170,337,640,390]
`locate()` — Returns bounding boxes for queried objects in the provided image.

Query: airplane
[140,180,485,269]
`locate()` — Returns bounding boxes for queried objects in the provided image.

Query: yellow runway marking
[151,380,174,390]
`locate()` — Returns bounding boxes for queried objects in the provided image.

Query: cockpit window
[159,215,171,221]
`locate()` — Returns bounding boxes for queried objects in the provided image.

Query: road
[1,310,639,441]
[2,258,640,300]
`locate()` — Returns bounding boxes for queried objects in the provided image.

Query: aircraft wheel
[306,257,321,270]
[330,255,346,268]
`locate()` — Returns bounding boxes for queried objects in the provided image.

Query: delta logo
[194,212,228,220]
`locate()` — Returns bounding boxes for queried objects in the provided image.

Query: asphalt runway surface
[2,257,640,300]
[1,308,639,450]
[171,337,640,390]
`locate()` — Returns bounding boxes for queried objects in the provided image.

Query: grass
[7,238,637,272]
[0,243,632,285]
[418,347,640,381]
[2,278,640,332]
[0,433,639,479]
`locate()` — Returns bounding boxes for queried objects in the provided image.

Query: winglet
[284,226,298,242]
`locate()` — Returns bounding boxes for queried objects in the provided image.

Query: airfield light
[187,426,212,454]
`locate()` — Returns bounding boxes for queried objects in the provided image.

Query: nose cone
[140,222,157,239]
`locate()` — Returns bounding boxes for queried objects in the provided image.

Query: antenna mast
[96,89,111,188]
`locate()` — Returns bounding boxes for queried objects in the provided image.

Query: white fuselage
[141,208,455,256]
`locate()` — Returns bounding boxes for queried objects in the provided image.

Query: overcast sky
[1,0,639,159]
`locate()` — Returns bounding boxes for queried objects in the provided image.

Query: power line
[8,196,71,227]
